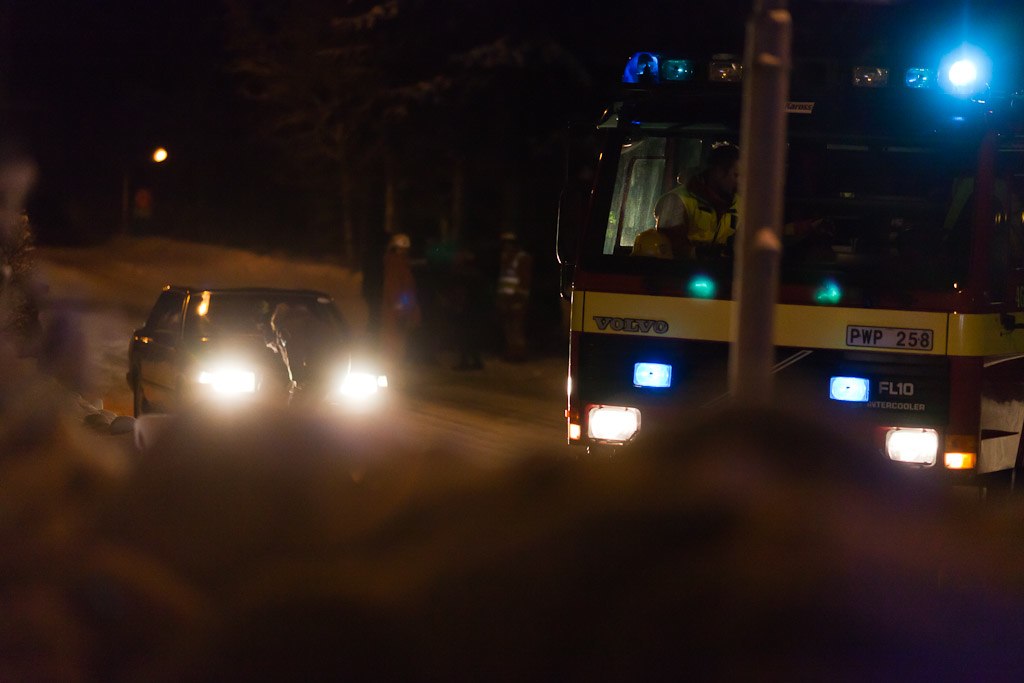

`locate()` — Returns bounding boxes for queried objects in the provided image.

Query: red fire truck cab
[558,40,1024,486]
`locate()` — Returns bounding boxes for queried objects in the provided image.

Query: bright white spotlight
[939,44,990,96]
[947,59,978,87]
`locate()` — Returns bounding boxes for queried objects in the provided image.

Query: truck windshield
[590,126,1013,291]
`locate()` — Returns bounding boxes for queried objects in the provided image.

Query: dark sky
[4,0,247,243]
[7,0,1020,143]
[4,0,1023,246]
[7,0,225,159]
[8,0,221,105]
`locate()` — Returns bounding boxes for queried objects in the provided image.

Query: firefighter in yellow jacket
[654,142,740,259]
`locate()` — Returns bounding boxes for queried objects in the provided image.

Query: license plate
[846,325,934,351]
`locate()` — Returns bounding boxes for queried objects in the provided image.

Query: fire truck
[557,39,1024,485]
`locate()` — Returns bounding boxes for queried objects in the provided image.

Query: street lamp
[122,146,169,235]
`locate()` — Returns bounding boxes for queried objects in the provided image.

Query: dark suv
[127,286,385,416]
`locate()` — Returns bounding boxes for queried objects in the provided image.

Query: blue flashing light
[687,274,717,299]
[830,376,870,403]
[948,59,978,87]
[623,52,660,84]
[662,59,696,82]
[904,68,933,89]
[938,44,991,97]
[634,362,672,389]
[814,279,842,305]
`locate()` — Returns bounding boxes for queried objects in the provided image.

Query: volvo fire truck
[558,39,1024,484]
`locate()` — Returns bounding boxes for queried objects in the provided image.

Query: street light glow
[152,147,168,163]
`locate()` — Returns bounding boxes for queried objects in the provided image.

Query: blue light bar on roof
[709,55,742,82]
[661,59,696,82]
[623,52,661,84]
[852,66,888,88]
[938,44,991,97]
[904,68,933,89]
[623,52,697,84]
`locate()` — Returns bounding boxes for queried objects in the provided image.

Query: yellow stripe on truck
[571,291,1024,357]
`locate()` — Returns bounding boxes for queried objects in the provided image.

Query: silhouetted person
[496,232,532,362]
[380,233,421,373]
[451,247,485,370]
[360,226,390,343]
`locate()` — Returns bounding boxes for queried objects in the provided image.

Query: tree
[224,0,597,259]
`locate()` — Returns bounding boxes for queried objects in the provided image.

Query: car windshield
[183,291,348,342]
[588,126,1024,291]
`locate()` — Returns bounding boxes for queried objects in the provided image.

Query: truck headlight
[587,405,641,443]
[885,428,938,465]
[197,366,257,395]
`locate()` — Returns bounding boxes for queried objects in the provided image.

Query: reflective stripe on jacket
[498,252,529,297]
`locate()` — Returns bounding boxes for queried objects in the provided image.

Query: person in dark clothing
[496,232,532,362]
[380,233,421,372]
[450,248,486,371]
[360,227,390,342]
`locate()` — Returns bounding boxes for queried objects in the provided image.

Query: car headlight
[336,371,389,400]
[197,366,257,395]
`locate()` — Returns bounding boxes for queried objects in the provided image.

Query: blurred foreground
[5,229,1024,680]
[6,329,1024,680]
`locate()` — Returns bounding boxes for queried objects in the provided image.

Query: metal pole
[729,0,792,406]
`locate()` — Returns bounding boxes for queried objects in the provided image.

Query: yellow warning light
[944,434,977,470]
[944,452,976,470]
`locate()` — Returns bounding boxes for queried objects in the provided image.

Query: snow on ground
[33,237,568,462]
[34,236,367,416]
[36,235,368,323]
